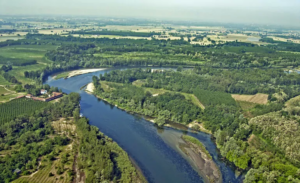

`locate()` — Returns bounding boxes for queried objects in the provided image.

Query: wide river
[45,68,240,183]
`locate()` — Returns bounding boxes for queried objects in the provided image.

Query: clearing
[232,93,268,105]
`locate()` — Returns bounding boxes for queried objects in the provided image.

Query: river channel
[45,68,239,183]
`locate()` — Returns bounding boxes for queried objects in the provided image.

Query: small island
[181,135,222,183]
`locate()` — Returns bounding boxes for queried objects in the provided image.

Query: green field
[0,86,8,95]
[0,45,57,85]
[0,75,11,85]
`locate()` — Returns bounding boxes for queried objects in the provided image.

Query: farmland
[0,45,57,85]
[0,98,48,125]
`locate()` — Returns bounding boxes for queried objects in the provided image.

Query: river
[45,68,239,183]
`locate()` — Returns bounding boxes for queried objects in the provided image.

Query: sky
[1,0,300,26]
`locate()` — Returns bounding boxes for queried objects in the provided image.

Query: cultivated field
[208,34,265,44]
[232,93,268,104]
[0,45,57,85]
[38,28,78,35]
[101,25,165,32]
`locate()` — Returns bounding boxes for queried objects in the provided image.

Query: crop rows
[0,98,48,125]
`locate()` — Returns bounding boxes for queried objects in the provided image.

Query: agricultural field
[232,93,268,104]
[0,98,48,125]
[0,45,57,85]
[101,25,166,32]
[38,28,78,35]
[208,34,265,44]
[0,35,24,42]
[72,34,150,40]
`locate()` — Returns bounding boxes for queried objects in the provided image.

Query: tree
[155,116,165,127]
[177,66,183,72]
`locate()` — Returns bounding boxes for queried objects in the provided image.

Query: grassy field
[0,93,24,103]
[0,86,9,95]
[0,75,11,85]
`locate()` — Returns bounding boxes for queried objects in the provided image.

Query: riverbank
[54,68,107,80]
[68,68,106,78]
[181,135,222,183]
[86,83,95,93]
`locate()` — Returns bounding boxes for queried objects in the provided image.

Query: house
[40,89,47,95]
[44,92,63,102]
[32,97,46,102]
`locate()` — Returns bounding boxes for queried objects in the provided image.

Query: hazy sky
[1,0,300,26]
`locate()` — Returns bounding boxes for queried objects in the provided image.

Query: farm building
[30,92,63,102]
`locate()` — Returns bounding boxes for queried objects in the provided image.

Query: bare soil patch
[232,93,268,104]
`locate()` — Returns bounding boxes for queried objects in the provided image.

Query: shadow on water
[45,67,240,183]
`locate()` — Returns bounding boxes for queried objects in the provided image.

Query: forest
[94,82,201,125]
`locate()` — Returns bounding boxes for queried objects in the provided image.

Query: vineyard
[0,98,48,125]
[0,56,37,66]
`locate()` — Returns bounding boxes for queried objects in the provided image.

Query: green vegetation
[0,56,37,66]
[0,93,79,182]
[74,112,144,183]
[0,86,9,95]
[54,71,70,80]
[193,89,236,107]
[0,98,48,125]
[95,82,201,125]
[182,135,212,159]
